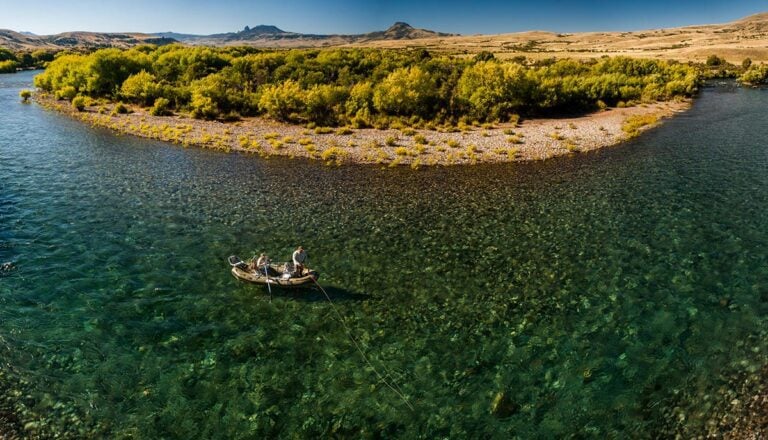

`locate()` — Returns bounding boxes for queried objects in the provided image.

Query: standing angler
[292,246,307,276]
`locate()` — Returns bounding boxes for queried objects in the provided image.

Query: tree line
[34,45,700,125]
[0,48,56,73]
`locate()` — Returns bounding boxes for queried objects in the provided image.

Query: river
[1,71,766,438]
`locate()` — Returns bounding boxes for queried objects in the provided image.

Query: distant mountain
[150,22,456,47]
[153,31,201,41]
[0,22,454,51]
[239,25,287,36]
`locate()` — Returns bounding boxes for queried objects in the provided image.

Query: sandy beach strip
[36,94,690,167]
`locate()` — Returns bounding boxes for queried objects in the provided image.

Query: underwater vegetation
[0,72,766,438]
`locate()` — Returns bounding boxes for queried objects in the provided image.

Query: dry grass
[6,13,768,65]
[348,13,768,64]
[622,114,661,138]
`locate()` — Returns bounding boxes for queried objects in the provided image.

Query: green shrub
[739,64,768,85]
[706,55,724,67]
[113,103,130,115]
[373,66,439,117]
[302,84,348,125]
[549,132,565,141]
[190,95,219,119]
[56,85,78,101]
[0,60,19,73]
[258,80,303,122]
[456,61,528,122]
[72,95,87,111]
[320,146,347,164]
[314,126,334,134]
[19,89,32,103]
[150,97,172,116]
[121,70,159,106]
[474,51,495,62]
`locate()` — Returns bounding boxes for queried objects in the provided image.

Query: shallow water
[1,71,766,438]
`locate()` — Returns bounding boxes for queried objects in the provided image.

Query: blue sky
[0,0,765,35]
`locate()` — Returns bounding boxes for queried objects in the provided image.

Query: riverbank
[36,94,690,166]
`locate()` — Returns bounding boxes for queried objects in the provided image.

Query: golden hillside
[349,13,768,63]
[3,13,767,63]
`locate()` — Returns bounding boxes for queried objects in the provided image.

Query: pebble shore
[37,95,689,167]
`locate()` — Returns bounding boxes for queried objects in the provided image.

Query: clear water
[1,71,766,438]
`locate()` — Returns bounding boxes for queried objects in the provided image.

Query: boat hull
[228,255,319,288]
[230,266,319,288]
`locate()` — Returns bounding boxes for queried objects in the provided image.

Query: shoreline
[36,94,690,167]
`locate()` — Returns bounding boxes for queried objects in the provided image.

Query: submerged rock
[0,262,14,273]
[490,391,518,418]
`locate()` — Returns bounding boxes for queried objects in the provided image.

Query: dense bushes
[34,45,700,125]
[455,61,529,120]
[372,66,439,117]
[0,60,19,73]
[120,70,159,106]
[0,48,56,73]
[739,64,768,85]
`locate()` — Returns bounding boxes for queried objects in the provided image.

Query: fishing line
[310,277,414,411]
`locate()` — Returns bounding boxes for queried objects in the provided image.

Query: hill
[0,30,175,51]
[2,14,768,63]
[359,13,768,63]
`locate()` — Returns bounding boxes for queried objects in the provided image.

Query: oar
[263,261,273,302]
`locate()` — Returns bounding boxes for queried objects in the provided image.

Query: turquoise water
[1,71,767,438]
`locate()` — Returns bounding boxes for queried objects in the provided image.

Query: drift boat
[228,255,319,288]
